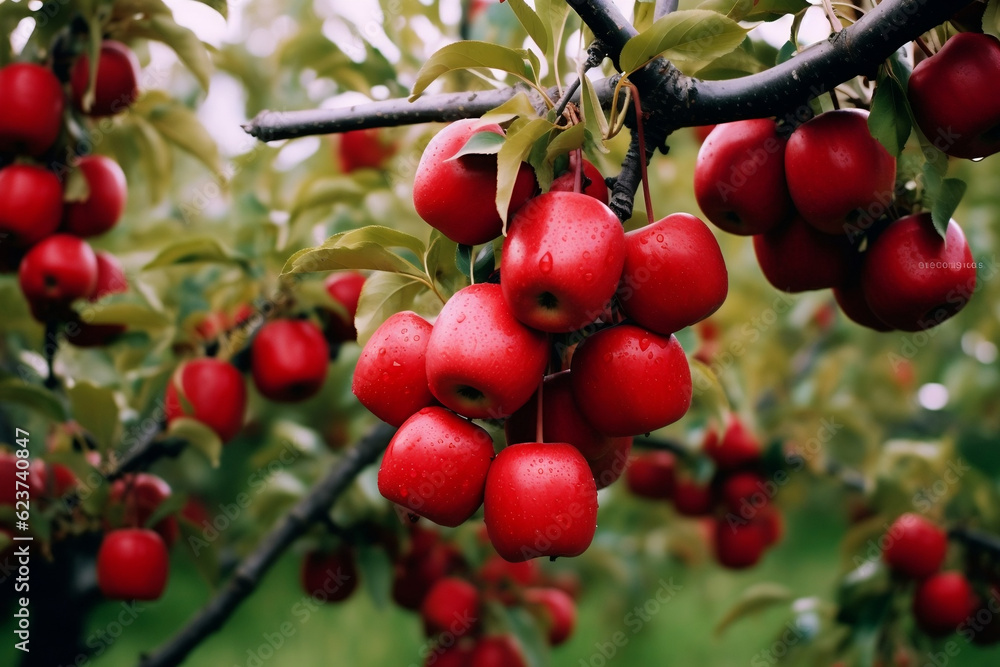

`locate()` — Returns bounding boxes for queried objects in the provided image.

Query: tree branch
[949,526,1000,558]
[138,421,397,667]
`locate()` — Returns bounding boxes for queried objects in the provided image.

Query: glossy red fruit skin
[505,371,630,476]
[502,192,625,333]
[908,33,1000,160]
[625,451,677,500]
[525,587,576,645]
[33,461,77,498]
[353,311,435,426]
[393,541,467,610]
[62,155,127,237]
[70,41,141,116]
[570,325,692,437]
[720,471,769,515]
[164,358,246,443]
[478,554,541,588]
[97,529,169,600]
[469,636,526,667]
[705,415,762,471]
[833,279,893,332]
[549,155,609,204]
[69,251,129,347]
[618,213,729,335]
[413,119,536,245]
[588,436,632,490]
[426,283,548,419]
[421,577,481,638]
[251,320,329,402]
[0,63,64,156]
[338,128,397,172]
[694,119,793,235]
[18,234,98,319]
[785,109,897,234]
[672,477,715,517]
[300,548,359,602]
[109,473,179,547]
[714,519,768,569]
[378,407,495,527]
[483,442,598,562]
[324,271,366,341]
[862,214,976,332]
[913,572,976,637]
[0,165,63,247]
[753,215,852,292]
[882,513,948,580]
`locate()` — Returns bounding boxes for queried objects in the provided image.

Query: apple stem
[913,36,934,58]
[535,376,544,443]
[573,148,584,194]
[821,0,842,33]
[626,82,655,226]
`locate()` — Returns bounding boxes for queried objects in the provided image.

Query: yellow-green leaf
[354,272,430,345]
[67,383,119,452]
[410,41,537,101]
[143,98,221,175]
[497,117,553,227]
[282,226,427,277]
[619,9,749,75]
[0,381,68,422]
[143,237,248,270]
[289,176,368,220]
[166,417,221,467]
[714,583,794,635]
[506,0,548,53]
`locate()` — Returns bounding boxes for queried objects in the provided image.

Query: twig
[554,40,608,119]
[949,526,1000,558]
[138,422,397,667]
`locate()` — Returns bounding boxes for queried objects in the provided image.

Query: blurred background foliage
[1,0,999,665]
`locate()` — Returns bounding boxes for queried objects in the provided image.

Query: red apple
[694,119,792,235]
[714,518,768,569]
[70,41,141,116]
[549,154,609,204]
[164,358,246,443]
[68,251,129,347]
[469,636,526,667]
[393,540,467,610]
[785,109,897,234]
[618,212,728,335]
[109,473,179,548]
[413,119,536,245]
[502,192,625,333]
[908,33,1000,160]
[833,278,893,332]
[483,442,598,562]
[693,125,717,144]
[353,311,435,426]
[862,214,976,331]
[300,547,359,602]
[0,165,62,247]
[524,587,576,645]
[705,415,762,471]
[425,283,548,419]
[251,319,329,402]
[882,513,947,580]
[18,234,98,320]
[720,471,770,514]
[625,451,677,500]
[337,128,397,172]
[913,572,976,636]
[378,407,495,527]
[753,215,853,292]
[421,577,481,637]
[672,475,715,517]
[478,554,541,588]
[97,529,169,600]
[62,155,127,238]
[324,271,366,342]
[0,63,64,156]
[588,436,632,490]
[570,324,692,437]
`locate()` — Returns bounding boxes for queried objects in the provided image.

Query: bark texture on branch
[138,422,397,667]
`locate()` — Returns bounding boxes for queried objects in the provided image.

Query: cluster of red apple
[625,414,784,569]
[0,43,141,343]
[879,513,1000,642]
[693,32,1000,333]
[349,117,729,562]
[297,522,576,666]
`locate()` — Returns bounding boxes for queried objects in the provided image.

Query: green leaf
[190,0,227,19]
[693,45,765,80]
[147,15,213,90]
[131,116,174,203]
[984,0,1000,40]
[165,417,220,466]
[289,176,368,220]
[505,0,548,53]
[424,231,464,296]
[481,92,541,125]
[0,381,67,422]
[282,226,427,277]
[496,605,548,667]
[77,303,171,328]
[776,40,796,65]
[580,75,610,152]
[143,237,248,270]
[410,41,538,100]
[456,243,495,284]
[714,583,794,635]
[449,131,506,160]
[744,0,811,21]
[354,272,430,345]
[868,70,911,157]
[143,490,188,530]
[497,117,553,227]
[619,10,749,75]
[357,543,393,609]
[66,383,119,452]
[921,163,966,239]
[138,93,221,175]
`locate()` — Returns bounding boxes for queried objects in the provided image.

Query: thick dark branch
[138,422,396,667]
[949,526,1000,558]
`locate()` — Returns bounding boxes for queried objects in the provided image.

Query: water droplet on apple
[539,252,553,274]
[603,352,613,363]
[656,234,664,243]
[972,156,985,162]
[639,337,651,351]
[583,272,594,282]
[456,313,467,323]
[413,334,420,341]
[378,348,387,355]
